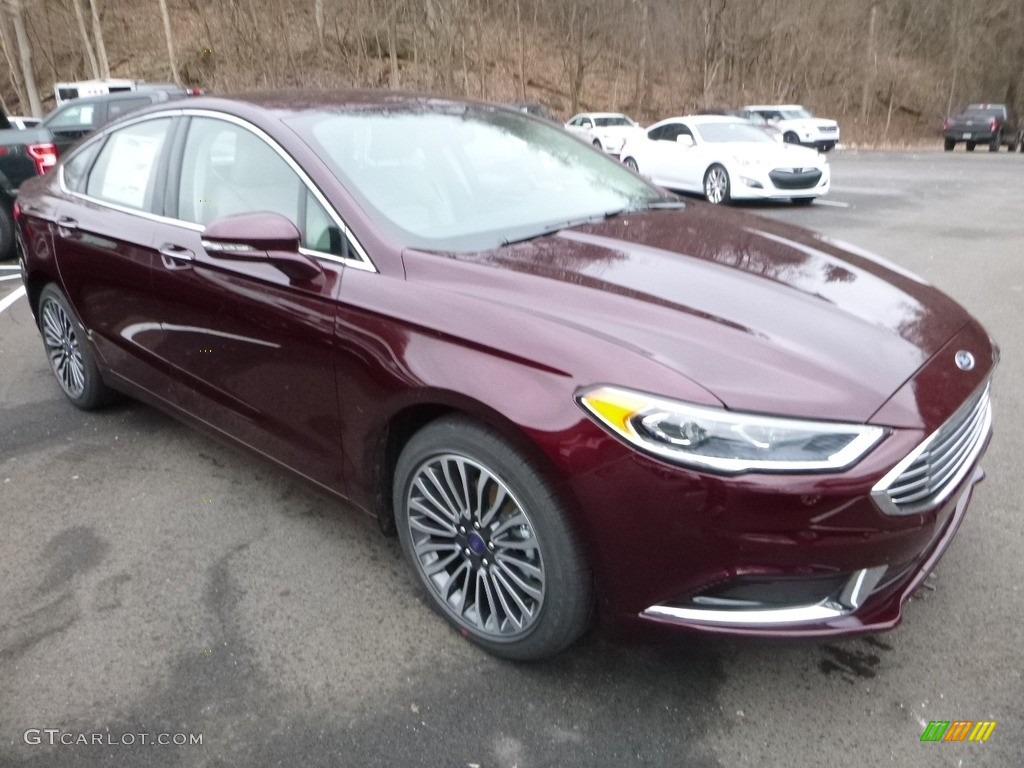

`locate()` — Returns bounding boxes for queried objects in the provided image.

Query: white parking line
[814,199,851,208]
[0,273,24,282]
[0,264,21,271]
[0,286,26,314]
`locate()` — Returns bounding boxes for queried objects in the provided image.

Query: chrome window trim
[57,108,377,274]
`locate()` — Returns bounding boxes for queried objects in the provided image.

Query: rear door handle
[159,244,195,270]
[56,216,78,237]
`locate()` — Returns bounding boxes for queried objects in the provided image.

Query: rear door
[49,115,175,389]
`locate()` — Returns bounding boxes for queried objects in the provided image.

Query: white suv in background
[740,105,840,152]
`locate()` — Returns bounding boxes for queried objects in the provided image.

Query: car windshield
[964,106,1003,118]
[287,107,665,251]
[594,116,633,127]
[695,122,775,143]
[778,108,813,119]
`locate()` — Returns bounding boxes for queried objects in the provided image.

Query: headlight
[577,386,886,474]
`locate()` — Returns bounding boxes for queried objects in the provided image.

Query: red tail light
[942,118,949,130]
[989,119,998,131]
[27,142,58,176]
[12,201,21,221]
[186,87,204,96]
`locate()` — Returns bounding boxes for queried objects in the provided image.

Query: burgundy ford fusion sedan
[15,91,996,660]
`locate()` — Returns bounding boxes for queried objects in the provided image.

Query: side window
[62,139,103,193]
[47,103,98,130]
[107,98,153,123]
[647,125,665,141]
[303,189,346,257]
[85,118,171,211]
[582,119,593,129]
[177,117,301,229]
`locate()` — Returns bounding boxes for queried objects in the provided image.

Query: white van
[53,79,139,107]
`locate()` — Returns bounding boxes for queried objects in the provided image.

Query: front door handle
[159,244,195,270]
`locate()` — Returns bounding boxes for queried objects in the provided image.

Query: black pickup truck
[1,108,58,260]
[942,103,1022,152]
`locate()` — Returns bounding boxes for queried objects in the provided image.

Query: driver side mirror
[675,134,695,148]
[202,213,323,283]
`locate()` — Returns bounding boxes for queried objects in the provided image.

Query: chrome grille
[873,382,992,516]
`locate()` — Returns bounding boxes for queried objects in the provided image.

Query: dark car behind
[942,103,1021,152]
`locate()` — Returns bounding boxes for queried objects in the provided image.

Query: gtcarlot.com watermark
[24,729,203,747]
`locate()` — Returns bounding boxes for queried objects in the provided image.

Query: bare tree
[158,0,181,85]
[88,0,110,77]
[5,0,43,115]
[69,0,101,79]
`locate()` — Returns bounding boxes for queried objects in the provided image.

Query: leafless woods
[2,0,1022,142]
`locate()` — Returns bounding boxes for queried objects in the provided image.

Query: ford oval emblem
[955,350,975,371]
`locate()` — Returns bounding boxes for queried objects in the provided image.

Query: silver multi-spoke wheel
[36,284,113,410]
[704,165,730,204]
[395,417,592,659]
[406,454,545,639]
[41,297,87,399]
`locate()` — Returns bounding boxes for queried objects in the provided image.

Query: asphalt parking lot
[1,150,1022,767]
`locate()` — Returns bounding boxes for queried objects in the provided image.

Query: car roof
[655,115,747,126]
[573,112,630,119]
[743,104,804,111]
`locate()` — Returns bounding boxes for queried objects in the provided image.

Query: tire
[1008,133,1020,152]
[393,416,592,660]
[791,197,815,206]
[703,164,731,204]
[783,131,800,145]
[820,142,835,152]
[37,284,115,410]
[944,138,955,152]
[592,139,603,150]
[623,156,639,173]
[989,131,1001,152]
[0,203,13,262]
[965,142,976,152]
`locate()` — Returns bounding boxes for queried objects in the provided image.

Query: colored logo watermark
[920,720,996,742]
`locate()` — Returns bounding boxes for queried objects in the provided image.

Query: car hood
[722,141,824,165]
[405,206,977,424]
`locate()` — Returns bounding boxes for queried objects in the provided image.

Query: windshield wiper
[500,201,686,247]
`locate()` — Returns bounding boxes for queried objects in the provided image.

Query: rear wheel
[394,416,592,660]
[38,284,115,410]
[943,138,955,151]
[0,204,13,262]
[703,164,731,204]
[989,131,1002,152]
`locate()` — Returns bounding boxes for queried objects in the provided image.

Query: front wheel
[703,164,731,204]
[783,131,800,145]
[944,138,955,151]
[623,156,639,173]
[592,139,603,151]
[38,284,115,410]
[394,416,592,660]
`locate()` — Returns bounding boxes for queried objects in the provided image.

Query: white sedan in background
[564,112,641,154]
[620,115,830,205]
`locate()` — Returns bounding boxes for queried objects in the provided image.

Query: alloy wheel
[41,298,87,399]
[404,453,546,640]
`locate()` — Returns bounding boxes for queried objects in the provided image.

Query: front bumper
[731,165,831,200]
